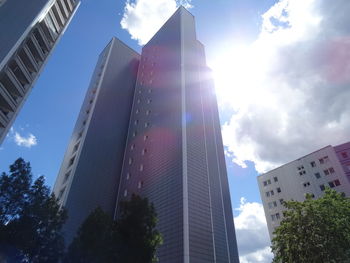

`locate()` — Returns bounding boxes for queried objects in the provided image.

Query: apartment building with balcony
[0,0,80,143]
[258,142,350,238]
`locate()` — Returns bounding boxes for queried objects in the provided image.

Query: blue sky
[2,0,350,262]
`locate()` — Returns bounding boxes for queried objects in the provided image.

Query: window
[266,191,270,197]
[279,199,284,205]
[341,152,348,159]
[267,179,271,185]
[138,90,142,94]
[314,172,321,179]
[138,181,143,189]
[146,110,151,115]
[86,109,90,114]
[144,135,148,141]
[149,79,153,84]
[58,187,66,200]
[130,144,135,150]
[73,142,80,153]
[89,99,93,104]
[63,171,70,184]
[142,148,147,155]
[303,182,310,187]
[68,156,75,167]
[132,131,137,137]
[128,158,133,165]
[271,190,275,196]
[263,181,267,186]
[277,187,281,193]
[126,172,130,180]
[123,189,127,197]
[148,89,152,93]
[320,184,325,191]
[310,161,316,167]
[324,169,330,176]
[276,213,280,220]
[134,120,139,125]
[273,201,277,207]
[268,202,273,209]
[145,122,150,128]
[329,167,335,174]
[274,177,278,182]
[319,156,329,164]
[82,120,87,126]
[136,109,139,114]
[271,214,276,221]
[139,164,144,172]
[328,179,341,188]
[147,99,152,104]
[137,98,141,104]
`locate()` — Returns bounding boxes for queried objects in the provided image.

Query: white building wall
[258,144,350,238]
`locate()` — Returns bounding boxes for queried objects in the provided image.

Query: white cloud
[211,0,350,173]
[13,132,37,148]
[120,0,193,45]
[234,198,273,263]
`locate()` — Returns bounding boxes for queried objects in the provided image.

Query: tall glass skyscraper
[54,6,239,262]
[0,0,80,144]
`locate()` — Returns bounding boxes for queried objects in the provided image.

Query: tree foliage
[64,207,117,263]
[117,194,163,263]
[271,189,350,263]
[66,194,162,263]
[0,158,67,262]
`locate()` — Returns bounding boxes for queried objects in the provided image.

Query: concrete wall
[53,38,140,244]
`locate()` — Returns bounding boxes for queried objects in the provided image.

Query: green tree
[64,207,117,263]
[66,194,162,263]
[0,158,67,263]
[271,189,350,263]
[117,194,163,263]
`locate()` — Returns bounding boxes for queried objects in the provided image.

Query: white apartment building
[258,142,350,238]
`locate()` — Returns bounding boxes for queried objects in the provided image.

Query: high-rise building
[0,0,80,144]
[258,142,350,239]
[54,7,239,262]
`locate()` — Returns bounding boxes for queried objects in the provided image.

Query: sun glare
[210,42,276,111]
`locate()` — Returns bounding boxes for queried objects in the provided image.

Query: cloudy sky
[1,0,350,262]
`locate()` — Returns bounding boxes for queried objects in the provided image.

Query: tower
[0,0,80,143]
[54,7,239,262]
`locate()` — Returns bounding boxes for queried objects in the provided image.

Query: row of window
[320,179,341,191]
[298,156,330,172]
[300,167,335,177]
[123,180,144,197]
[271,212,281,221]
[265,187,281,197]
[263,176,278,186]
[268,199,284,209]
[58,56,103,201]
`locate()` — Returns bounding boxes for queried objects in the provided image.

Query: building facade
[0,0,80,144]
[54,6,239,263]
[258,142,350,238]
